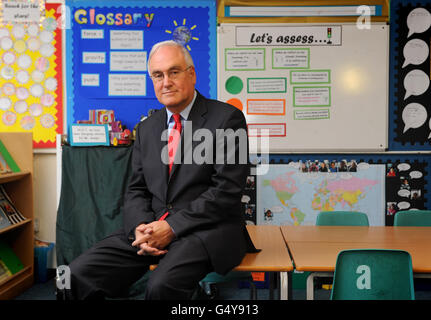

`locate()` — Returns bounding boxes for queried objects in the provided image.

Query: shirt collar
[166,90,197,125]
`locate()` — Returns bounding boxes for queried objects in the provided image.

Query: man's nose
[161,73,173,86]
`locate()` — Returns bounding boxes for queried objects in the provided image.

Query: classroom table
[235,225,294,300]
[150,225,294,300]
[281,226,431,300]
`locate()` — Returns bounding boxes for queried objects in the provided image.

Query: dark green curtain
[56,145,133,266]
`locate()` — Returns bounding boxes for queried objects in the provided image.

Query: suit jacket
[123,92,256,274]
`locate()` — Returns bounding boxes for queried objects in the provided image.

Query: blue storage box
[34,242,54,283]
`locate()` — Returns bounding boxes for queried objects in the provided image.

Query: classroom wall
[32,0,64,267]
[34,153,57,245]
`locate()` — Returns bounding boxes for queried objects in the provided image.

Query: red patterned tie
[159,113,182,221]
[168,113,182,174]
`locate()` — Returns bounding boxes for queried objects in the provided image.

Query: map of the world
[257,163,385,226]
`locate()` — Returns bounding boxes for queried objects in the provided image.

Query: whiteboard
[217,23,389,152]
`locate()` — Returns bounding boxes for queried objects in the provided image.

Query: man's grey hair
[147,40,195,74]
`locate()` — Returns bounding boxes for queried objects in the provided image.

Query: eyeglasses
[150,66,192,83]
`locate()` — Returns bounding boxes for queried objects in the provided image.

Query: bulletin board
[389,0,431,150]
[0,2,63,148]
[66,0,217,131]
[217,23,389,153]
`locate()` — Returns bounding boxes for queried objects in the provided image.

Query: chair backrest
[331,249,415,300]
[394,210,431,227]
[316,211,369,226]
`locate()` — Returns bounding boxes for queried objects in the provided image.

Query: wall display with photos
[390,0,431,149]
[0,2,63,148]
[217,23,389,152]
[66,0,217,131]
[252,155,428,227]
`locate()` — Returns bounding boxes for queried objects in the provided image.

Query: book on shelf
[0,259,12,282]
[0,139,20,174]
[0,240,24,275]
[0,186,26,224]
[0,206,11,230]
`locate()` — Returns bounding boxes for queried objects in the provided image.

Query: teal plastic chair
[316,211,369,226]
[394,210,431,227]
[331,249,415,300]
[306,211,369,299]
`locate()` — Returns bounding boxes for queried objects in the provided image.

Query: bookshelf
[0,132,34,299]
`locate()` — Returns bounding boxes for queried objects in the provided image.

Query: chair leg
[249,281,257,300]
[306,272,315,300]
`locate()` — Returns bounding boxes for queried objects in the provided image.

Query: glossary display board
[217,23,389,153]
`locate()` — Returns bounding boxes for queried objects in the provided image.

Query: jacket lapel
[153,108,169,185]
[168,92,208,182]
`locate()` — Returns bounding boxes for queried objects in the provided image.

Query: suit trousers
[69,229,213,300]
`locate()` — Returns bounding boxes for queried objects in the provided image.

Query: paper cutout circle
[27,24,40,37]
[30,84,44,97]
[2,83,15,96]
[13,40,27,53]
[2,111,17,126]
[40,114,55,128]
[16,70,30,84]
[1,66,14,80]
[14,100,28,114]
[0,37,13,50]
[42,17,58,32]
[29,103,43,117]
[44,77,57,91]
[41,94,54,107]
[12,25,26,39]
[0,28,10,38]
[40,43,55,57]
[0,97,12,110]
[35,57,49,71]
[225,76,243,95]
[17,54,32,69]
[27,37,41,52]
[16,87,29,100]
[226,98,243,111]
[20,115,35,130]
[2,51,16,65]
[40,30,54,43]
[31,70,44,83]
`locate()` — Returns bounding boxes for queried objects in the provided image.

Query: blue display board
[66,0,216,130]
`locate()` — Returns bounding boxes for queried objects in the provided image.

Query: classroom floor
[13,275,431,300]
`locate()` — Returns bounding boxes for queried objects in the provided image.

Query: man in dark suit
[68,40,256,300]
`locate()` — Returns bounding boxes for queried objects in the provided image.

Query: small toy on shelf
[110,121,132,146]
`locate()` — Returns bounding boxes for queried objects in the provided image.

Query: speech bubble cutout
[270,206,284,213]
[407,8,431,38]
[402,103,427,133]
[410,170,423,179]
[397,163,411,171]
[397,201,411,210]
[428,118,431,139]
[404,69,430,99]
[402,39,429,68]
[241,195,251,203]
[398,189,411,198]
[357,162,370,171]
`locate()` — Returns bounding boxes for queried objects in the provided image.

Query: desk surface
[280,226,431,273]
[234,225,293,272]
[281,225,431,244]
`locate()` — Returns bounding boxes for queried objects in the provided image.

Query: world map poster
[257,163,386,226]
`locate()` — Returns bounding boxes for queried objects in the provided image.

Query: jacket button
[167,204,173,209]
